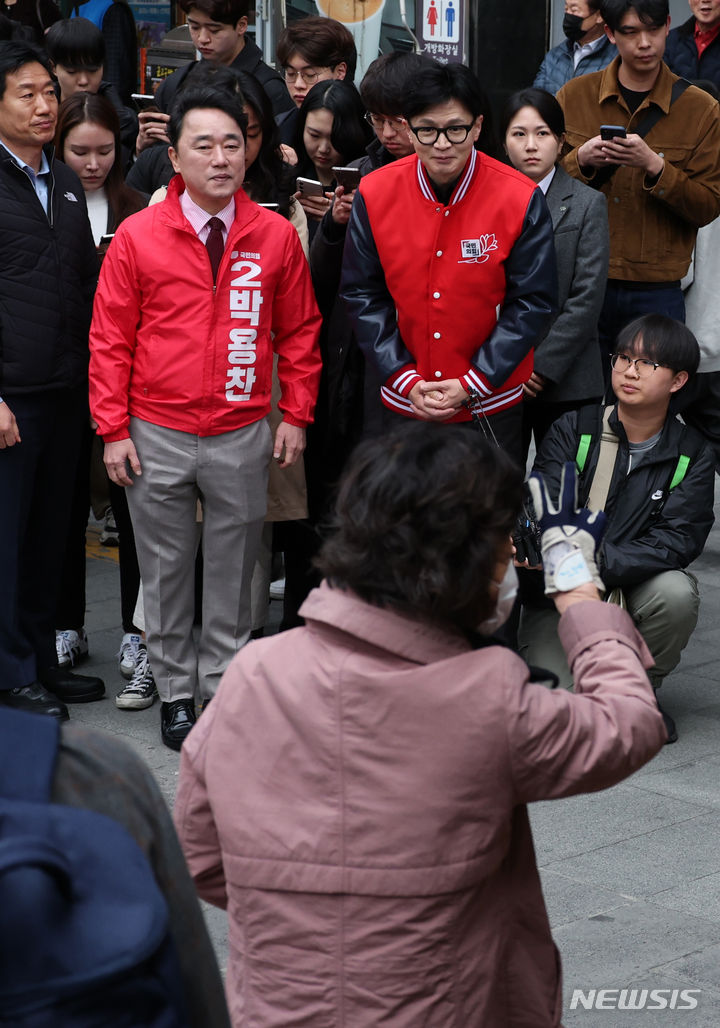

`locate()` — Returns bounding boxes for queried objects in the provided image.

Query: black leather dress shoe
[161,699,197,752]
[0,682,69,721]
[39,666,105,703]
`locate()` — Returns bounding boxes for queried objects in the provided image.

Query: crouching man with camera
[519,314,715,742]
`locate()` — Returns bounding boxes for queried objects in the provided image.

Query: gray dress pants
[126,416,272,702]
[519,570,700,691]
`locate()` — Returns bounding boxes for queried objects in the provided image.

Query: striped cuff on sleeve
[461,367,492,398]
[386,365,423,398]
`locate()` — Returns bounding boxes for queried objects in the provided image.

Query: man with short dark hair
[341,62,557,464]
[357,52,436,173]
[274,15,356,144]
[135,0,292,157]
[558,0,720,371]
[0,41,103,719]
[534,0,617,95]
[665,0,720,89]
[520,313,715,742]
[89,86,322,751]
[45,17,137,152]
[69,0,137,105]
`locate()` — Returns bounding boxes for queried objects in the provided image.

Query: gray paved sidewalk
[71,490,720,1023]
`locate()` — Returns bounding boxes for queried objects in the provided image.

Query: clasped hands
[408,378,469,421]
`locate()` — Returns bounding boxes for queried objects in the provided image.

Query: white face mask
[478,560,518,636]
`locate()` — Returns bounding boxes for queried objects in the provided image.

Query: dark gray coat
[534,165,608,404]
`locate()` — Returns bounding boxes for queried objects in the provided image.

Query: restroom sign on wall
[418,0,465,63]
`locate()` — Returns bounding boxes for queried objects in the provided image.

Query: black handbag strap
[589,78,691,191]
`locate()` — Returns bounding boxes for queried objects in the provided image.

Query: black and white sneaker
[115,645,157,710]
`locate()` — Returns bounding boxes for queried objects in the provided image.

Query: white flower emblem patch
[459,234,498,264]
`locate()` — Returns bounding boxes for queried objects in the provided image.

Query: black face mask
[563,13,588,43]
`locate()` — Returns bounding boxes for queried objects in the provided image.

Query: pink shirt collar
[179,189,235,241]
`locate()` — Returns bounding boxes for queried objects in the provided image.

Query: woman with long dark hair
[56,91,145,246]
[501,86,609,458]
[292,78,372,232]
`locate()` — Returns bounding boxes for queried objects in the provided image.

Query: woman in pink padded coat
[175,423,665,1027]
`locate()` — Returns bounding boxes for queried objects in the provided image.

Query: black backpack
[0,708,192,1028]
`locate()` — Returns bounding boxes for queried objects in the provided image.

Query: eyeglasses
[610,353,669,377]
[283,66,327,85]
[364,112,406,130]
[407,122,475,145]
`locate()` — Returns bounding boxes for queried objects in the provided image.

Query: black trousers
[0,387,86,690]
[55,419,92,632]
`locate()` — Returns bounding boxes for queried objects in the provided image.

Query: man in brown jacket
[557,0,720,376]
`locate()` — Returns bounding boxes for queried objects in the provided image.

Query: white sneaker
[115,645,157,710]
[55,629,89,668]
[117,632,142,680]
[269,577,285,600]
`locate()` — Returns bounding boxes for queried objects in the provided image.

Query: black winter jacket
[533,403,715,590]
[665,16,720,91]
[0,145,98,396]
[125,141,174,195]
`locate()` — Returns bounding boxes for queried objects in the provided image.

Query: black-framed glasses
[364,112,406,130]
[407,122,475,145]
[610,353,668,377]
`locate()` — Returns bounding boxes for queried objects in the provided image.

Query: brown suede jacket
[558,57,720,282]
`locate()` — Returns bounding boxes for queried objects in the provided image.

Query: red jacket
[341,150,557,420]
[89,177,322,441]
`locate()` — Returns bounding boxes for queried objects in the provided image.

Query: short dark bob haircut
[600,0,668,32]
[292,78,372,178]
[360,51,439,117]
[168,85,248,149]
[178,0,251,27]
[316,423,523,633]
[402,61,487,123]
[276,15,357,83]
[500,87,565,144]
[46,18,104,69]
[0,40,52,99]
[615,313,699,377]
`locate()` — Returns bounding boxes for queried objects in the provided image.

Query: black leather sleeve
[469,188,558,387]
[339,190,415,381]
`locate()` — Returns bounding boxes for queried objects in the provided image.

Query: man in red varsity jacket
[340,62,558,464]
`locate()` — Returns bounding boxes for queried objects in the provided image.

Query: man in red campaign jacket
[89,86,321,752]
[340,62,558,465]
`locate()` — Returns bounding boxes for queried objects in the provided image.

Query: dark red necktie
[205,217,224,282]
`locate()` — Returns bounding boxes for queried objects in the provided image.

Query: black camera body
[513,500,543,567]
